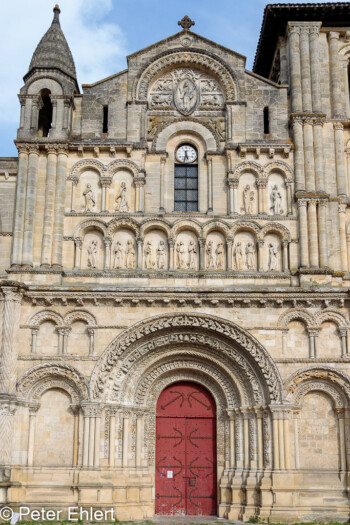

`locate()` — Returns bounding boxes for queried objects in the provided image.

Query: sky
[0,0,341,157]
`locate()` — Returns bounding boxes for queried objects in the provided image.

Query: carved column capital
[334,121,344,131]
[100,177,112,188]
[339,203,347,214]
[329,31,340,41]
[227,177,239,189]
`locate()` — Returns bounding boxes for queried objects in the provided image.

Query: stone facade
[1,4,350,522]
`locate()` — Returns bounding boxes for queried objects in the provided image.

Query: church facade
[1,3,350,521]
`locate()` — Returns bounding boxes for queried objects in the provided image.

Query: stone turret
[17,5,79,140]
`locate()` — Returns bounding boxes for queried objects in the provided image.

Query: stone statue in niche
[245,242,256,270]
[87,240,98,268]
[176,241,186,270]
[233,241,243,270]
[113,241,123,269]
[82,183,96,212]
[144,241,154,269]
[115,182,129,212]
[188,240,197,269]
[215,241,224,270]
[242,185,255,214]
[125,240,136,269]
[268,243,278,271]
[270,184,283,215]
[156,241,166,270]
[206,241,216,269]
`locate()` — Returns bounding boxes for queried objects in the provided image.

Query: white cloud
[0,0,127,127]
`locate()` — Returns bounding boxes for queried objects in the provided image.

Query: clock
[176,144,197,164]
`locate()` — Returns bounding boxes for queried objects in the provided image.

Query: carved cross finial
[178,15,195,31]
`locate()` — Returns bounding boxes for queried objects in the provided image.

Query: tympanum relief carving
[149,68,224,115]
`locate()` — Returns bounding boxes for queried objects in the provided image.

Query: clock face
[176,144,197,164]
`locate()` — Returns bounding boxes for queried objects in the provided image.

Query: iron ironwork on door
[155,382,217,516]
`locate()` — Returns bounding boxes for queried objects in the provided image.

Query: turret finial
[53,4,61,23]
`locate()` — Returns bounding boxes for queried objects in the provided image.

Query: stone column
[228,412,236,468]
[288,24,303,112]
[31,328,38,354]
[256,409,263,470]
[63,99,71,130]
[309,24,322,113]
[134,177,145,213]
[87,328,95,356]
[307,328,319,358]
[304,119,316,193]
[74,238,82,270]
[88,416,95,466]
[227,238,233,271]
[257,180,264,215]
[339,204,348,271]
[137,238,143,270]
[57,328,65,355]
[293,410,300,469]
[41,146,57,267]
[122,415,129,467]
[272,412,280,469]
[249,412,258,468]
[51,99,57,130]
[298,199,309,267]
[94,411,101,467]
[136,414,143,468]
[22,146,40,266]
[243,411,249,469]
[27,405,39,466]
[339,327,348,357]
[334,123,347,196]
[31,98,40,129]
[335,409,347,471]
[282,241,289,272]
[0,403,16,466]
[72,406,80,467]
[235,411,244,468]
[282,329,288,355]
[308,199,319,267]
[292,118,305,192]
[19,97,26,129]
[82,411,90,467]
[278,417,285,469]
[168,239,174,271]
[318,200,329,268]
[329,32,343,118]
[258,180,268,214]
[257,240,264,272]
[52,148,68,268]
[199,238,206,271]
[104,237,111,270]
[313,119,326,193]
[109,410,116,467]
[70,178,78,212]
[207,156,213,213]
[346,149,350,195]
[299,27,312,112]
[11,146,29,266]
[227,179,236,215]
[283,413,291,469]
[263,410,273,469]
[286,181,293,215]
[160,156,166,212]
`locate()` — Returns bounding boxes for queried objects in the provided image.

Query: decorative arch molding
[314,309,349,328]
[154,120,218,151]
[107,159,142,178]
[260,222,291,241]
[26,76,64,96]
[278,308,314,329]
[284,366,350,407]
[64,310,97,327]
[232,161,263,179]
[90,313,283,404]
[231,221,261,237]
[29,310,64,328]
[135,49,238,102]
[202,219,230,237]
[339,43,350,57]
[74,218,108,239]
[172,219,202,237]
[16,363,90,404]
[107,217,140,237]
[263,160,294,181]
[68,159,106,180]
[140,218,172,238]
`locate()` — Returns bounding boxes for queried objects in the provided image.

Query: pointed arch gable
[90,313,283,405]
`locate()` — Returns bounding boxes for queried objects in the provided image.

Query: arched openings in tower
[38,89,53,137]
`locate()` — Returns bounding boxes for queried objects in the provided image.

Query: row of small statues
[83,183,129,212]
[242,184,283,215]
[86,239,279,271]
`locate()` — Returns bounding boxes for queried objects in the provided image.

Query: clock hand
[184,151,188,161]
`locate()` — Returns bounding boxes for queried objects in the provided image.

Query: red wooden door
[155,382,217,516]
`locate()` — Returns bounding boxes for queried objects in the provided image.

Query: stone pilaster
[329,32,343,118]
[41,145,58,267]
[297,199,309,267]
[22,145,40,266]
[52,147,68,268]
[288,24,302,113]
[11,145,29,266]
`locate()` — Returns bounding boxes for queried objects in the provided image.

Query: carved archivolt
[107,159,141,178]
[74,219,108,238]
[172,219,202,237]
[64,310,97,327]
[135,49,238,102]
[278,309,314,328]
[260,222,291,241]
[232,161,263,179]
[90,313,283,404]
[16,363,89,403]
[284,366,350,407]
[154,119,218,151]
[202,220,230,237]
[69,159,106,180]
[29,310,64,328]
[263,161,294,181]
[107,217,140,237]
[231,221,261,237]
[140,218,172,237]
[278,308,349,329]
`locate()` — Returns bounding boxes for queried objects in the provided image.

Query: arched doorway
[155,381,217,516]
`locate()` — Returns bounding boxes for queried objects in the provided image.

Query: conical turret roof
[25,5,77,82]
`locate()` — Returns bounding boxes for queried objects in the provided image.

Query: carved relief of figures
[268,243,278,271]
[87,240,98,268]
[245,242,256,270]
[150,94,173,107]
[176,78,198,114]
[156,241,166,270]
[125,240,136,269]
[82,183,96,212]
[270,184,283,215]
[176,239,197,270]
[233,242,243,270]
[115,182,129,212]
[113,241,123,269]
[206,240,225,270]
[144,241,154,269]
[242,185,255,214]
[188,240,197,269]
